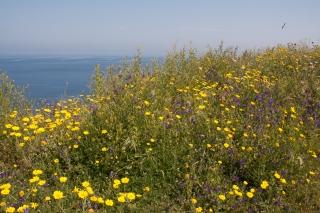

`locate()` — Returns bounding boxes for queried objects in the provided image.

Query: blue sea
[0,55,160,101]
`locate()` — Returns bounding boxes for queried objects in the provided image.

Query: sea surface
[0,55,160,101]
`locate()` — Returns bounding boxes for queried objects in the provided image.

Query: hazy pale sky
[1,0,319,56]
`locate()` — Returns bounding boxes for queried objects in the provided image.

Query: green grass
[1,42,320,212]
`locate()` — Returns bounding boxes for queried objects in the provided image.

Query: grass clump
[1,42,320,212]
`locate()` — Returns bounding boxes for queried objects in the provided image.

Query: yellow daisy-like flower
[191,198,197,204]
[121,177,129,184]
[86,187,94,194]
[219,194,226,201]
[118,195,126,203]
[198,105,205,109]
[246,192,254,198]
[38,180,46,186]
[6,206,15,213]
[78,190,88,199]
[126,192,135,200]
[196,206,203,212]
[97,197,104,204]
[53,191,64,199]
[83,131,89,135]
[143,187,150,191]
[261,181,269,189]
[72,186,79,193]
[101,129,107,134]
[1,189,10,195]
[32,170,43,175]
[105,199,114,206]
[59,177,68,183]
[0,183,11,189]
[30,202,38,209]
[82,181,90,187]
[274,172,281,179]
[223,143,229,148]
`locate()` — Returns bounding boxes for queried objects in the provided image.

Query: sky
[1,0,319,56]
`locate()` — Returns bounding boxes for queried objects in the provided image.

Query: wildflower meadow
[1,42,320,212]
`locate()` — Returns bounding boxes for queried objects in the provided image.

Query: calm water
[0,55,158,101]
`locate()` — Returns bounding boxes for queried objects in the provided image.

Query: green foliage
[1,42,320,212]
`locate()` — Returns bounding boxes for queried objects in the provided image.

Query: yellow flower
[59,177,68,183]
[159,116,164,120]
[53,191,64,199]
[17,205,29,212]
[19,190,24,197]
[196,206,203,212]
[223,143,229,148]
[274,172,281,179]
[54,159,59,163]
[309,171,315,175]
[243,181,248,185]
[97,197,104,203]
[12,126,20,131]
[78,190,88,199]
[144,101,150,106]
[1,189,10,195]
[30,202,38,209]
[38,180,46,186]
[126,192,135,200]
[6,207,15,213]
[82,181,90,187]
[5,124,13,128]
[143,187,150,191]
[72,186,79,193]
[90,196,97,202]
[145,112,151,116]
[0,183,11,189]
[45,196,51,201]
[278,128,283,132]
[219,194,226,201]
[86,187,94,194]
[83,131,89,135]
[232,185,239,190]
[101,129,107,134]
[198,105,205,109]
[246,192,254,198]
[280,178,286,184]
[105,199,114,206]
[191,198,197,204]
[176,115,181,119]
[121,177,129,184]
[118,196,126,202]
[261,181,269,189]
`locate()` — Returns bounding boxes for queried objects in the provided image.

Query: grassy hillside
[1,42,320,212]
